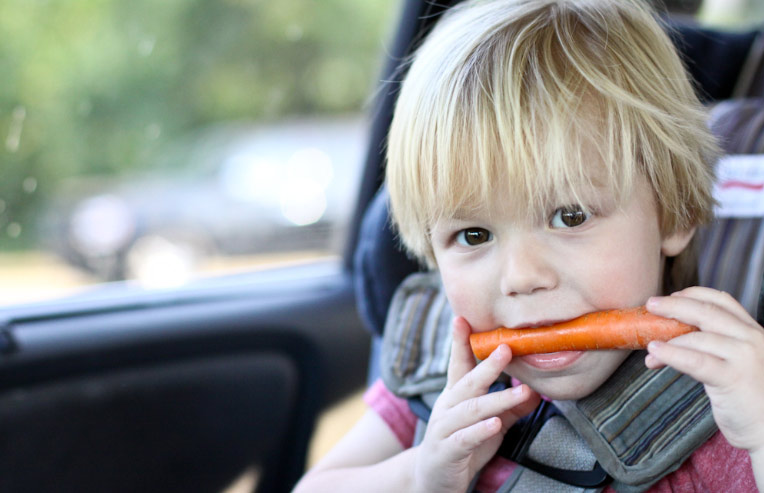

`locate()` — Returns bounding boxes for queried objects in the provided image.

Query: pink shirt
[364,379,757,492]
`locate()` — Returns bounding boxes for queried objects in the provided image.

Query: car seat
[354,16,764,384]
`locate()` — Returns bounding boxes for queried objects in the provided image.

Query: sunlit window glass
[0,0,398,303]
[697,0,764,28]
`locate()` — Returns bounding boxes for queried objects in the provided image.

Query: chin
[530,379,603,401]
[512,350,632,401]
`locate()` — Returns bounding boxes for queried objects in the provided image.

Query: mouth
[518,351,585,369]
[501,317,573,333]
[500,313,592,369]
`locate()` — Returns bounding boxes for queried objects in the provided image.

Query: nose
[499,234,557,296]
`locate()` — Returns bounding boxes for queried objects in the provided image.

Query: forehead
[446,172,617,220]
[434,122,628,222]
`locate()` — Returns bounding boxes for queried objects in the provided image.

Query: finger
[646,340,728,387]
[644,352,666,369]
[661,330,749,361]
[441,343,512,408]
[442,417,503,462]
[496,386,541,432]
[646,293,755,340]
[441,385,533,437]
[669,286,754,324]
[446,317,479,389]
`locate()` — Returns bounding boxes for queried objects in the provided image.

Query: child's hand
[413,317,540,492]
[645,287,764,456]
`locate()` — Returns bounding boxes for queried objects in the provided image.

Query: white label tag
[714,154,764,218]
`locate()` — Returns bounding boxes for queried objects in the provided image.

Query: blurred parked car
[43,117,366,282]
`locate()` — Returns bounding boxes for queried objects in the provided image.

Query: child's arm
[294,317,539,492]
[292,409,416,492]
[644,287,764,490]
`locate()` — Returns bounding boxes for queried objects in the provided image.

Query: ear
[661,227,695,257]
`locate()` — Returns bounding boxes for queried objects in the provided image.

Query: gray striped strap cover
[702,98,764,319]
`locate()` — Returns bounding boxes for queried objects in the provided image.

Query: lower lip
[519,351,585,369]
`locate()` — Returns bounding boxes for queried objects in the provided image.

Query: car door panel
[0,353,297,492]
[0,261,369,493]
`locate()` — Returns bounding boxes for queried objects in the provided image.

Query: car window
[698,0,764,29]
[0,0,399,305]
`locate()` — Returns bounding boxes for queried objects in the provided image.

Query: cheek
[578,230,664,307]
[439,262,497,330]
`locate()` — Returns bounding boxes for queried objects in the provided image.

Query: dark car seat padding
[0,353,297,493]
[353,187,421,338]
[666,21,758,102]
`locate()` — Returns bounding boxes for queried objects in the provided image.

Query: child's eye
[456,228,493,246]
[550,205,591,228]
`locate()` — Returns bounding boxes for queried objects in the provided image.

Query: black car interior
[0,1,763,492]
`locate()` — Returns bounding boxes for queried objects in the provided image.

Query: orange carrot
[469,306,697,360]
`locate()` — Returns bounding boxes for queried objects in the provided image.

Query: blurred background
[0,0,398,304]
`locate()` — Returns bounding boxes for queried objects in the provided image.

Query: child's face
[430,172,693,400]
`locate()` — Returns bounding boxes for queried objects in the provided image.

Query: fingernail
[511,385,524,395]
[648,341,662,351]
[646,297,660,308]
[493,344,508,358]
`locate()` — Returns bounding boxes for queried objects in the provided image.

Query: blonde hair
[386,0,718,274]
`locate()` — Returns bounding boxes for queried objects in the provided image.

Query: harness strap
[500,400,611,488]
[497,415,603,493]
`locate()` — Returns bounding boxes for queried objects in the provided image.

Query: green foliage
[0,0,398,249]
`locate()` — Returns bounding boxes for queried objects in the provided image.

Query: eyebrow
[439,175,617,224]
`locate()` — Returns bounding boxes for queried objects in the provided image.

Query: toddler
[295,0,764,491]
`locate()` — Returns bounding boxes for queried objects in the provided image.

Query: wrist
[750,446,764,491]
[750,445,764,463]
[410,445,428,493]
